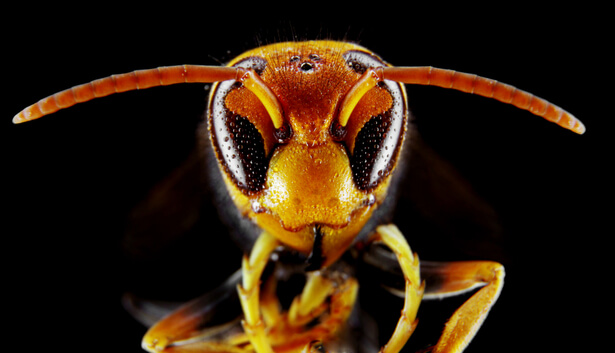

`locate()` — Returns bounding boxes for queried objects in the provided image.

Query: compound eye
[351,111,396,190]
[210,57,272,194]
[219,113,269,192]
[342,51,407,191]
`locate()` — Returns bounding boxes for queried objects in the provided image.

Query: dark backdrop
[5,5,609,353]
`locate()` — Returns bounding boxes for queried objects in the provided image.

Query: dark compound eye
[211,107,269,194]
[221,114,268,192]
[342,50,407,191]
[350,113,393,189]
[209,56,270,194]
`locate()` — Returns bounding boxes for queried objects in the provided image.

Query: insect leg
[370,224,425,353]
[238,231,279,353]
[288,271,336,327]
[421,261,505,353]
[139,270,247,353]
[299,275,359,353]
[259,270,283,327]
[276,273,359,353]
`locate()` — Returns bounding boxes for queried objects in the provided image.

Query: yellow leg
[260,271,283,328]
[294,274,359,352]
[372,224,424,353]
[138,229,360,353]
[288,271,335,327]
[424,261,505,353]
[238,231,279,353]
[321,274,358,337]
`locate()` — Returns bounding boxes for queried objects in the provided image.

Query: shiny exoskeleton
[13,40,584,353]
[209,43,408,269]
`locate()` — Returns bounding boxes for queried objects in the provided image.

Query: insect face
[12,38,586,353]
[208,41,408,267]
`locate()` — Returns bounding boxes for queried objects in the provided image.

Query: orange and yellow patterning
[13,40,584,353]
[210,41,407,267]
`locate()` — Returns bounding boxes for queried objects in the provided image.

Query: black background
[4,4,610,353]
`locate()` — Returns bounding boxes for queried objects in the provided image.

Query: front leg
[139,270,247,352]
[238,231,280,353]
[138,231,280,353]
[421,260,505,353]
[370,225,505,353]
[370,224,425,353]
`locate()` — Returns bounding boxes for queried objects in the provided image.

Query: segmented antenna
[13,64,585,135]
[382,66,585,134]
[13,65,238,124]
